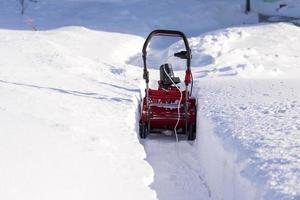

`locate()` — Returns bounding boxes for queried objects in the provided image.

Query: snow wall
[196,116,263,200]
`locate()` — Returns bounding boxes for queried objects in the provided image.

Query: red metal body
[140,86,196,132]
[139,29,197,140]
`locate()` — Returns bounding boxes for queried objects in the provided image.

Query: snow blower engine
[139,29,197,140]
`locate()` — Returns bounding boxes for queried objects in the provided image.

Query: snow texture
[189,23,300,199]
[0,27,157,200]
[1,0,300,200]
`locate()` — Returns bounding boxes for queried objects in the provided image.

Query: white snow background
[0,0,300,200]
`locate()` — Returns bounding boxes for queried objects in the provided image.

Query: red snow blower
[139,29,197,140]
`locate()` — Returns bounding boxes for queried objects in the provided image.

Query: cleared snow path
[133,78,211,200]
[140,135,211,200]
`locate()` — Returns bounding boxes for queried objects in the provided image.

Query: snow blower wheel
[139,122,148,139]
[139,29,197,141]
[187,123,196,141]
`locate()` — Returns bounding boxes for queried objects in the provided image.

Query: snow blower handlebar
[142,29,192,85]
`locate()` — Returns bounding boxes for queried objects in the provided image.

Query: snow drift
[1,0,300,199]
[0,27,157,200]
[187,23,300,200]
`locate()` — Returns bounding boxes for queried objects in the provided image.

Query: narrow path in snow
[139,135,211,200]
[136,80,211,200]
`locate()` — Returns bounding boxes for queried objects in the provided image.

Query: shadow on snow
[0,79,132,103]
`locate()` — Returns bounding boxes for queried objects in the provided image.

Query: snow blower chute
[139,29,197,140]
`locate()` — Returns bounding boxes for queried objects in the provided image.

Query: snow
[187,23,300,199]
[141,138,211,200]
[0,0,257,37]
[1,0,300,200]
[189,23,300,78]
[134,22,300,199]
[196,117,262,200]
[196,79,300,200]
[0,27,157,200]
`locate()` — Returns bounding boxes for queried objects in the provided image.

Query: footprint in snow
[277,109,287,114]
[218,66,232,72]
[239,106,247,110]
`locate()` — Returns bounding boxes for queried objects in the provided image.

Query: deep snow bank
[129,23,300,75]
[196,116,262,200]
[189,23,300,200]
[196,79,300,200]
[179,23,300,78]
[185,23,300,78]
[0,27,158,200]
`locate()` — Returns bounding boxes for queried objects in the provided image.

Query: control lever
[174,51,188,59]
